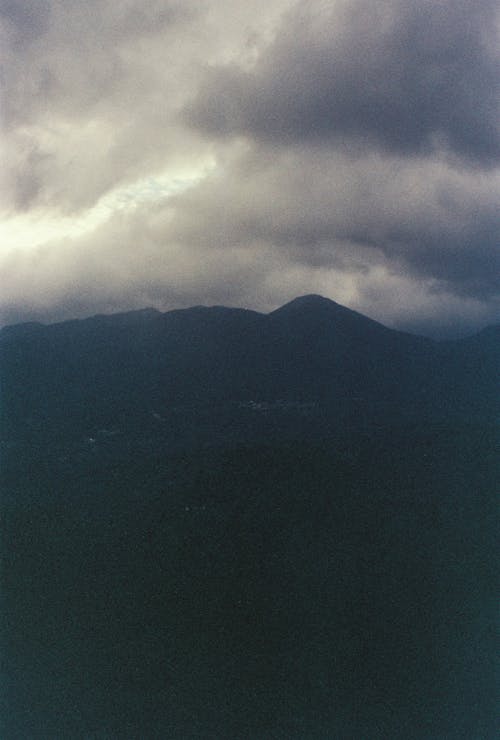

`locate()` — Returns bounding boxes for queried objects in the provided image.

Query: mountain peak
[270,294,342,316]
[267,294,402,345]
[286,294,334,306]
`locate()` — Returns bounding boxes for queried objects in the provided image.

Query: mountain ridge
[1,294,497,456]
[1,294,498,341]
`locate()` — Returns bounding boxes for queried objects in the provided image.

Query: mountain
[1,294,497,452]
[1,296,498,738]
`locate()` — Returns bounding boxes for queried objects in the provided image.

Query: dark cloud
[0,0,51,44]
[165,143,500,300]
[187,0,500,165]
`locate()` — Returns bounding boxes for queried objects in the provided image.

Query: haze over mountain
[1,295,498,738]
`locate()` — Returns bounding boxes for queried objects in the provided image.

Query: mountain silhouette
[1,295,497,451]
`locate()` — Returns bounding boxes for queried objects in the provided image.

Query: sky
[1,0,499,337]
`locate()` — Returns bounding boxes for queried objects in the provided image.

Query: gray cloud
[2,142,498,336]
[166,143,500,297]
[0,0,498,337]
[0,0,51,45]
[0,0,211,213]
[187,0,500,165]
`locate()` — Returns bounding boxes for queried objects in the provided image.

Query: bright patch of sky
[0,163,213,252]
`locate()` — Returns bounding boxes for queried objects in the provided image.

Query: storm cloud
[188,0,500,164]
[1,0,498,336]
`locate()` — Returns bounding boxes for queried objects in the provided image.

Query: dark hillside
[1,296,498,738]
[1,295,497,450]
[2,426,497,738]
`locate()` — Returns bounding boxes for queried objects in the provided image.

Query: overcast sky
[1,0,499,336]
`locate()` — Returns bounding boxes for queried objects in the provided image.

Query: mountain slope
[1,295,497,451]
